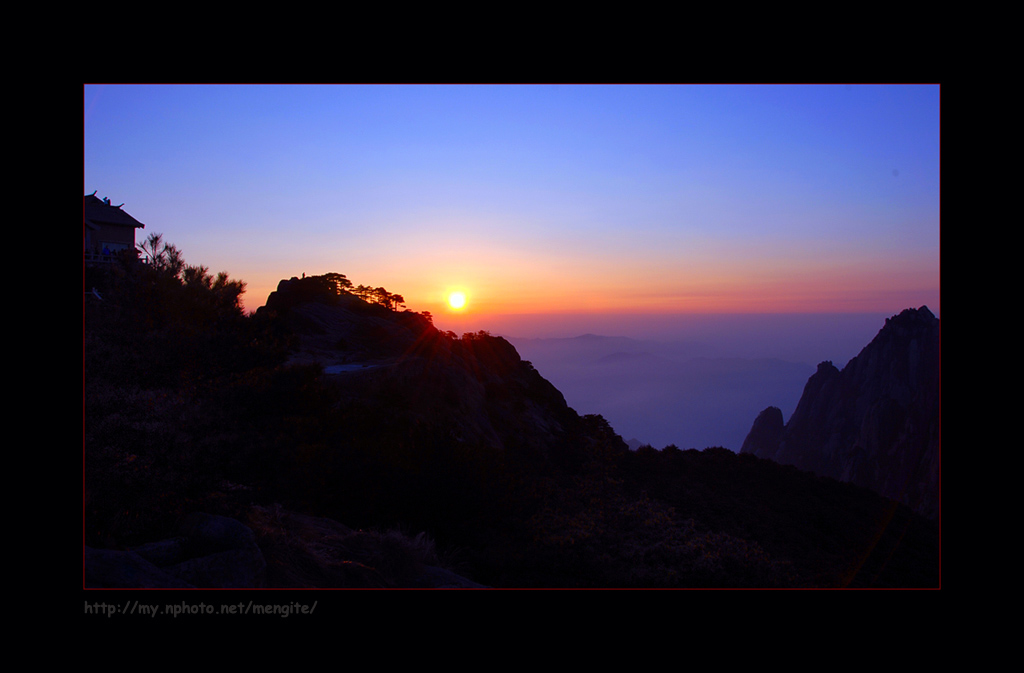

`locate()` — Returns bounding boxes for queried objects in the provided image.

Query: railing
[84,251,134,264]
[85,252,115,264]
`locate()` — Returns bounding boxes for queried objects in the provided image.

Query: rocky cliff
[741,307,940,519]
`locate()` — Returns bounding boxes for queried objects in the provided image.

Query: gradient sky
[83,84,940,334]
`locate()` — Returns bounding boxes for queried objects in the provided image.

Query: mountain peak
[884,305,937,329]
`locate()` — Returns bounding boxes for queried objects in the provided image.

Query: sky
[83,84,940,336]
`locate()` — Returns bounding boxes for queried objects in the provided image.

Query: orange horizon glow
[237,231,938,320]
[235,203,938,323]
[241,265,939,320]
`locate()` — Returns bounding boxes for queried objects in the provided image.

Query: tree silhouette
[323,273,353,295]
[137,232,184,277]
[137,232,163,265]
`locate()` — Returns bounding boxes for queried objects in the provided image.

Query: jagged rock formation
[741,307,940,519]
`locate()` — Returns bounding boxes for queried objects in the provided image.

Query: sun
[448,291,467,310]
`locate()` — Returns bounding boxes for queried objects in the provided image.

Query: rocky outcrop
[741,307,940,519]
[259,276,434,366]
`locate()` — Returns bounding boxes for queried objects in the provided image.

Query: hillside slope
[85,266,939,587]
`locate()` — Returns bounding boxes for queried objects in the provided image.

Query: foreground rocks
[84,509,485,589]
[85,513,266,588]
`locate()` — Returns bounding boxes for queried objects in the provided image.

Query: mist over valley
[504,312,892,451]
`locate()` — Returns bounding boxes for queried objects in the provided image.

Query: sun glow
[448,291,467,310]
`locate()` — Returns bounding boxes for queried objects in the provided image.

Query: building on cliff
[84,193,146,265]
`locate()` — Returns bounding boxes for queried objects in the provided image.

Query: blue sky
[84,84,940,332]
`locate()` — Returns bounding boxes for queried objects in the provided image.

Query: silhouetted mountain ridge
[85,261,939,587]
